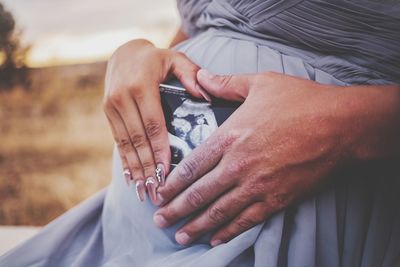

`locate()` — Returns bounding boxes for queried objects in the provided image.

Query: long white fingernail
[123,169,132,186]
[135,180,146,202]
[145,177,157,203]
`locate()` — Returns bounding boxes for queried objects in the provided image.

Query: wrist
[327,84,400,163]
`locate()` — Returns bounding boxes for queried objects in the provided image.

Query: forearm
[334,84,400,163]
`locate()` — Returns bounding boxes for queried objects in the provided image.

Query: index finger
[157,133,236,206]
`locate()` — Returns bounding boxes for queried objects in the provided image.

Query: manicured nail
[176,232,191,245]
[135,180,146,202]
[211,239,223,247]
[145,176,157,203]
[123,169,132,186]
[195,83,212,102]
[155,164,165,186]
[153,214,168,228]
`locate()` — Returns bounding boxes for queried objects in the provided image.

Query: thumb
[170,52,211,102]
[197,69,252,102]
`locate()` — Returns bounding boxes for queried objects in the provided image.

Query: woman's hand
[154,71,362,246]
[103,39,207,203]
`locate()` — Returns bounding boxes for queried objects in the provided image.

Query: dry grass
[0,62,114,225]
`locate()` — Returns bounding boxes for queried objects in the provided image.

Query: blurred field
[0,62,114,225]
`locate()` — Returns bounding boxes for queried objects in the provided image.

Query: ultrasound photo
[159,83,240,168]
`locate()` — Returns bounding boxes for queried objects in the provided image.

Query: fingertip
[153,214,168,228]
[171,53,202,97]
[175,231,191,246]
[195,83,212,102]
[196,69,221,97]
[210,239,223,247]
[178,76,205,100]
[210,231,227,246]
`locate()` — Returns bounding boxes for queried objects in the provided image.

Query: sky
[1,0,180,67]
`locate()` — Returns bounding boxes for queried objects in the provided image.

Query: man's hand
[154,70,355,246]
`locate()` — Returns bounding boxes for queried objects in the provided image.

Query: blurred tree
[0,2,30,90]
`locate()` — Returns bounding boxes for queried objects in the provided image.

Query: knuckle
[225,158,250,176]
[152,144,165,160]
[145,120,162,138]
[247,182,264,199]
[186,188,205,209]
[141,160,155,171]
[118,138,132,152]
[158,184,175,199]
[208,206,225,224]
[110,90,125,105]
[208,133,236,154]
[267,193,290,210]
[235,216,258,230]
[177,158,198,183]
[129,85,145,100]
[219,75,233,91]
[130,133,147,148]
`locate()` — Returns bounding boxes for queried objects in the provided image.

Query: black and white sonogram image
[170,99,218,163]
[159,83,239,168]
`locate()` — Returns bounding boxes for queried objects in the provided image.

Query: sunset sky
[2,0,180,67]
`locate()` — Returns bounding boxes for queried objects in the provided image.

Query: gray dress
[1,1,400,266]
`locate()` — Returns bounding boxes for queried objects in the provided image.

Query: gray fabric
[1,1,400,266]
[178,0,400,84]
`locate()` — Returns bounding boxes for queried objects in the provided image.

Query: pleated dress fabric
[1,1,400,266]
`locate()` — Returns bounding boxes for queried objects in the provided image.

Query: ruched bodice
[178,0,400,84]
